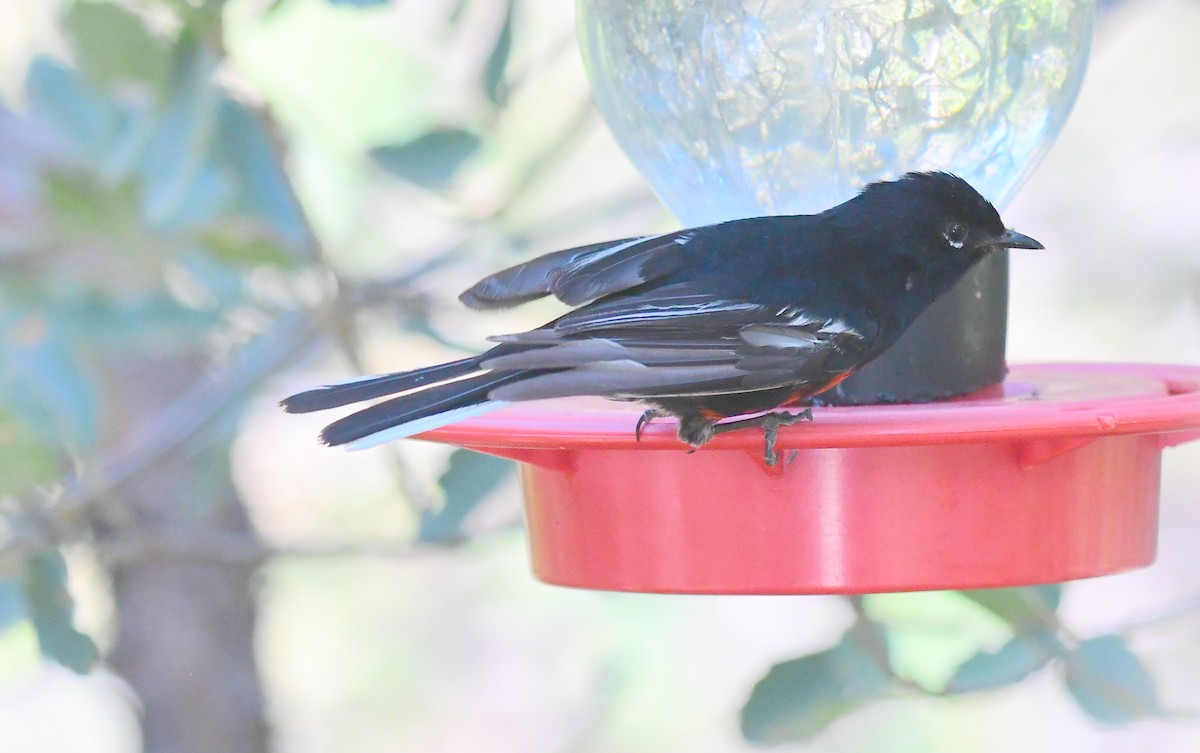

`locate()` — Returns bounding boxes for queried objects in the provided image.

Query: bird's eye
[943,222,968,249]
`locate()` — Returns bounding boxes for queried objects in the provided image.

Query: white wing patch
[587,300,761,327]
[556,234,654,273]
[739,327,819,350]
[775,306,815,323]
[772,308,861,338]
[817,318,861,337]
[739,315,863,352]
[489,362,748,401]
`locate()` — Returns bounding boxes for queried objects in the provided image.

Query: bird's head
[859,171,1043,257]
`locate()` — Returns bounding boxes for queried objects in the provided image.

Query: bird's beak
[989,228,1044,250]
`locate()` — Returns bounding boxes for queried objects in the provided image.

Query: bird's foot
[711,409,813,466]
[676,414,717,448]
[635,409,664,442]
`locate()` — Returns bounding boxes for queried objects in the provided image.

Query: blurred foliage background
[1,0,1200,751]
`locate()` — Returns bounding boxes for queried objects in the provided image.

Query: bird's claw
[635,409,664,442]
[761,410,812,466]
[708,409,813,466]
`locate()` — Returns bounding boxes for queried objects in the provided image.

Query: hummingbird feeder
[413,0,1200,593]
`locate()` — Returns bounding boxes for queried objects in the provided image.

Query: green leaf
[958,585,1062,632]
[21,551,98,673]
[24,57,126,157]
[0,310,97,449]
[213,100,309,251]
[370,128,481,189]
[174,248,248,309]
[41,171,142,243]
[201,225,299,268]
[1063,635,1160,724]
[51,290,221,353]
[947,634,1055,693]
[419,450,513,543]
[0,410,63,496]
[0,578,29,632]
[741,621,893,744]
[863,591,1014,692]
[326,0,391,6]
[482,0,514,105]
[136,35,230,232]
[64,1,170,92]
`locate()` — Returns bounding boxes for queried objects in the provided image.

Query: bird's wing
[545,285,768,336]
[730,321,874,390]
[459,230,695,309]
[481,291,878,401]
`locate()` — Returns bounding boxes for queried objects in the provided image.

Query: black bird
[283,171,1042,465]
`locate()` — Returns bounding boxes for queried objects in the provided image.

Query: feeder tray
[419,363,1200,594]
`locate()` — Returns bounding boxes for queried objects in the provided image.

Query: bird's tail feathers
[319,370,527,448]
[280,356,484,414]
[342,401,508,451]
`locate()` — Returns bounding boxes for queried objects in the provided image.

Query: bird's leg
[709,409,814,466]
[635,409,664,442]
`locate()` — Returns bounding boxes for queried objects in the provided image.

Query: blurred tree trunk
[100,354,269,753]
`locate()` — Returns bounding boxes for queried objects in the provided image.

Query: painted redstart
[283,171,1042,465]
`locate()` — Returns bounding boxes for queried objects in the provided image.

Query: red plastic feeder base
[420,363,1200,594]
